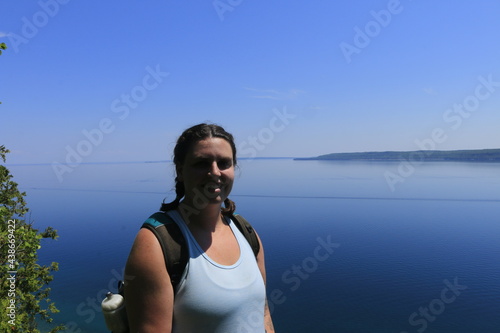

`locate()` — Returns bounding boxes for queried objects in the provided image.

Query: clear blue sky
[2,0,500,165]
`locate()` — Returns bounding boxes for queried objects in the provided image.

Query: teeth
[206,183,221,192]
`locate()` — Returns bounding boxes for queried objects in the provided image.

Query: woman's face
[178,137,235,208]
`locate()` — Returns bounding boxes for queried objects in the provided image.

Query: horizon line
[3,157,297,167]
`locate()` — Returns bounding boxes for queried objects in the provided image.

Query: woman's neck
[178,201,224,232]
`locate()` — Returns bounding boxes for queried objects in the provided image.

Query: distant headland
[294,148,500,162]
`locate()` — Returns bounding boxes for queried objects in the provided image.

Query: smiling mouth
[205,182,222,194]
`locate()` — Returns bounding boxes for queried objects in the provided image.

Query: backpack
[141,210,260,290]
[102,211,259,333]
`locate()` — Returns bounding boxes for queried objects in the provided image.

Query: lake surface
[9,159,500,332]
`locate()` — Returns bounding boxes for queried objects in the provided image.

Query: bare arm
[255,232,276,333]
[124,228,174,333]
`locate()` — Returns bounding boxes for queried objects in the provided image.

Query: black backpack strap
[231,213,260,258]
[141,212,188,291]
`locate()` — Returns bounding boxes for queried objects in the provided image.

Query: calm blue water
[9,159,500,332]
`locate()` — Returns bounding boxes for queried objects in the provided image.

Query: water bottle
[101,292,129,333]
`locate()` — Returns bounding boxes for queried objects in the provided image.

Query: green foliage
[0,43,5,104]
[0,146,65,332]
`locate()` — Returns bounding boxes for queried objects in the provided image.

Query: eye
[193,160,210,168]
[218,159,233,170]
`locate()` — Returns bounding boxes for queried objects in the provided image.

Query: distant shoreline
[294,148,500,162]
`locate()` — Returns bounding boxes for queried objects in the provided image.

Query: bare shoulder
[124,228,174,332]
[253,230,276,332]
[126,228,165,275]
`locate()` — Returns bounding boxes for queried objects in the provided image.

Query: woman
[124,123,275,332]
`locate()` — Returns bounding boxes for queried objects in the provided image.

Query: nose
[208,161,221,178]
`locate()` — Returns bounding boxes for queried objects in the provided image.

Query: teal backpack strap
[141,212,188,291]
[231,213,260,258]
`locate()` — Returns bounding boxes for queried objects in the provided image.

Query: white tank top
[166,210,266,333]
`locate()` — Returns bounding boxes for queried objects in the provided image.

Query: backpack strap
[231,213,260,258]
[141,212,188,291]
[141,211,260,291]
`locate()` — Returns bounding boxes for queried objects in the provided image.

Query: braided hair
[160,123,237,216]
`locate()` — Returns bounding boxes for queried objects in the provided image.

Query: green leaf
[0,146,63,332]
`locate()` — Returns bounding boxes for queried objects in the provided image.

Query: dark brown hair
[160,123,237,215]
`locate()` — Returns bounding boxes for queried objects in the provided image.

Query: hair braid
[160,178,185,212]
[221,197,236,216]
